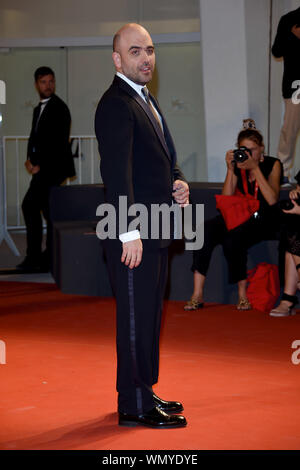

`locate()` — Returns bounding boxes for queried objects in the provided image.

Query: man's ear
[112,52,121,70]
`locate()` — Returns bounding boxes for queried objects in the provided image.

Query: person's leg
[293,254,300,287]
[185,216,226,309]
[236,279,251,309]
[223,219,261,310]
[151,248,168,386]
[21,178,44,265]
[277,99,300,179]
[105,243,186,428]
[188,270,206,304]
[270,252,298,316]
[105,243,167,415]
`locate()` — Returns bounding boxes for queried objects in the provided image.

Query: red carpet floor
[0,281,300,450]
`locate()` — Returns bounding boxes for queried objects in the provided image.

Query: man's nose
[141,49,150,61]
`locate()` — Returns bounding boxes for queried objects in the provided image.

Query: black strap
[282,292,298,306]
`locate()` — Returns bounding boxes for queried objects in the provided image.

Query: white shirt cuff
[119,230,140,243]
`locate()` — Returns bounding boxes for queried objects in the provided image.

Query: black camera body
[233,146,252,163]
[279,193,300,211]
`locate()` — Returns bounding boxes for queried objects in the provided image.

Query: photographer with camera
[184,126,283,311]
[270,170,300,316]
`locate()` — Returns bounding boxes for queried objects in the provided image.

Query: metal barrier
[0,136,20,255]
[1,135,98,231]
[0,135,98,255]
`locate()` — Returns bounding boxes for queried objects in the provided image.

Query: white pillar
[199,0,249,181]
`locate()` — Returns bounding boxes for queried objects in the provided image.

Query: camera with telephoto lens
[233,146,252,163]
[279,193,300,211]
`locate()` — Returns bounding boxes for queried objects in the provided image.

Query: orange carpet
[0,281,300,450]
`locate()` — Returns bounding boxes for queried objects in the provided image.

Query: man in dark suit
[95,23,189,428]
[17,66,75,272]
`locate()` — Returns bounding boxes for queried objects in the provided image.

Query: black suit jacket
[27,94,75,185]
[95,75,186,250]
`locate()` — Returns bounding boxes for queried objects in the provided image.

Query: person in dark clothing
[184,127,282,311]
[270,170,300,316]
[17,66,75,272]
[272,7,300,182]
[95,23,188,428]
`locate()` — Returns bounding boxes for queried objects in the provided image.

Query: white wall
[199,0,300,181]
[244,0,270,142]
[0,0,200,43]
[199,0,249,182]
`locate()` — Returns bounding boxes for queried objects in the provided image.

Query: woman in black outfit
[184,127,283,311]
[270,170,300,316]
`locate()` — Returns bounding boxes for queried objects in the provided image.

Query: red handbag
[215,170,260,230]
[246,262,280,313]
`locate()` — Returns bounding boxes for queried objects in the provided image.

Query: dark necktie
[141,87,163,132]
[34,102,43,132]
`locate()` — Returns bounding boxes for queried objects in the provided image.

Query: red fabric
[246,262,280,313]
[215,191,260,231]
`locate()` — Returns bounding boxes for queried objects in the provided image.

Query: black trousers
[21,174,55,262]
[103,241,169,415]
[192,214,281,284]
[281,214,300,257]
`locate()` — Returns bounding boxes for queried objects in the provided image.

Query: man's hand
[172,180,189,207]
[121,239,143,269]
[25,160,40,175]
[291,25,300,39]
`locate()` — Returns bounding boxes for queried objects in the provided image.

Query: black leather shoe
[153,393,184,413]
[118,406,187,428]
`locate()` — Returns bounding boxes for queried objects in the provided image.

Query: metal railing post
[0,136,21,255]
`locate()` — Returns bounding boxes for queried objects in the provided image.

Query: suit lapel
[150,92,177,165]
[114,76,171,162]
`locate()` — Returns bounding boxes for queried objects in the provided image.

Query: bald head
[113,23,150,52]
[112,23,155,86]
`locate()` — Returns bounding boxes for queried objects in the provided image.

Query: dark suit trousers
[21,173,54,261]
[103,241,168,415]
